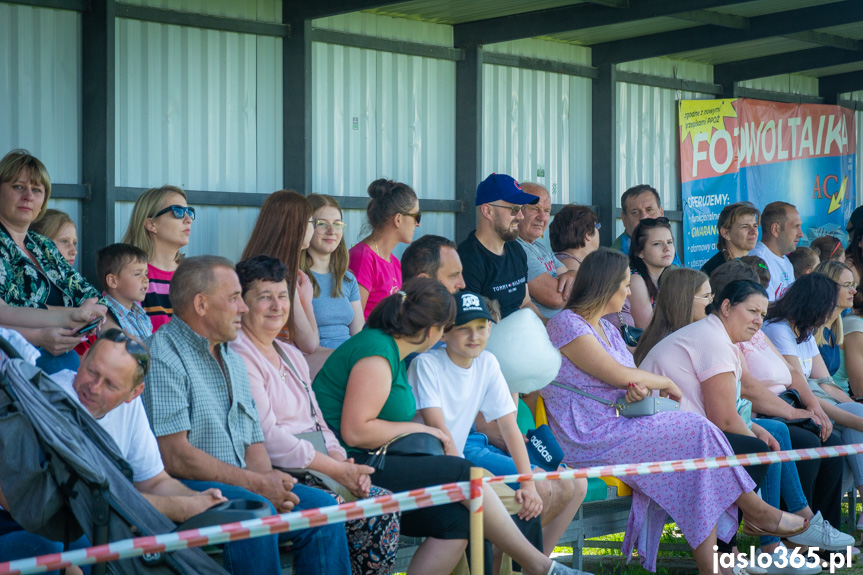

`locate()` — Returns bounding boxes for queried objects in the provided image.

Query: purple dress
[541,310,756,571]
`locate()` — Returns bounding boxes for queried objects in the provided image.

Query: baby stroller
[0,335,234,575]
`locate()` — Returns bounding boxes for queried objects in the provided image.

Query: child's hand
[514,481,542,521]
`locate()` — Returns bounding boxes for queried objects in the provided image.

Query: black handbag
[366,432,445,470]
[756,389,822,437]
[618,312,643,347]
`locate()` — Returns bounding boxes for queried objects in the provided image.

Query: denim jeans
[0,510,91,575]
[181,480,350,575]
[831,402,863,487]
[35,348,80,375]
[753,418,810,546]
[463,431,521,489]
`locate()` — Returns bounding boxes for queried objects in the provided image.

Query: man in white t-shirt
[749,201,803,301]
[0,329,225,573]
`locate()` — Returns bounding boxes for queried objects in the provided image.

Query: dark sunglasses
[400,211,422,225]
[639,217,670,227]
[99,328,150,376]
[153,204,196,221]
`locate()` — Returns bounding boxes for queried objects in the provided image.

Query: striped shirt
[104,293,153,341]
[142,264,173,332]
[142,316,264,468]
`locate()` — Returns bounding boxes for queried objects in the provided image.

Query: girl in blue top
[302,194,364,349]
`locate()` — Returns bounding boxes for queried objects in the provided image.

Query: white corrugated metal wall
[482,40,592,208]
[6,3,862,271]
[312,14,456,255]
[0,3,82,266]
[114,18,282,262]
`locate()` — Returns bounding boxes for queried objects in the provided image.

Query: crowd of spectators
[1,146,862,575]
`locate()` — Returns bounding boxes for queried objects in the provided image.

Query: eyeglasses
[488,204,525,216]
[153,205,196,221]
[840,281,859,291]
[99,328,150,376]
[314,220,346,233]
[694,292,714,302]
[639,217,670,227]
[400,212,422,225]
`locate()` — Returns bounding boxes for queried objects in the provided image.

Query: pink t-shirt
[737,329,791,396]
[348,242,402,319]
[639,314,741,417]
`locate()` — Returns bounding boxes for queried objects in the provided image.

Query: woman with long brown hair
[628,217,675,328]
[632,267,711,365]
[241,190,319,354]
[301,194,363,349]
[541,248,806,575]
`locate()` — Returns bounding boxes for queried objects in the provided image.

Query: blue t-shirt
[311,270,361,349]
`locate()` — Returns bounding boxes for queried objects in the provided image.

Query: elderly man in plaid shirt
[142,255,350,575]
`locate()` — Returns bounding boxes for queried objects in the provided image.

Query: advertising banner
[679,98,856,268]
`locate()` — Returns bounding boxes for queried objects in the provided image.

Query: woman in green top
[314,278,586,575]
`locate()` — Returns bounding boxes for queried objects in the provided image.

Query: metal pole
[469,466,484,574]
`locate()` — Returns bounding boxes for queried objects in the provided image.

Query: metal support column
[591,62,616,246]
[80,0,116,284]
[283,14,313,195]
[455,44,482,244]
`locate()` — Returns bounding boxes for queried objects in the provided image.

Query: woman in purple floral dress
[540,248,807,574]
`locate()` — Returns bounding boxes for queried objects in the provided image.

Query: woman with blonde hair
[241,190,319,354]
[31,209,78,267]
[350,178,420,318]
[121,185,195,332]
[301,194,363,349]
[0,149,106,374]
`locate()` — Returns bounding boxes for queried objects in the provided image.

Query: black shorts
[353,453,471,539]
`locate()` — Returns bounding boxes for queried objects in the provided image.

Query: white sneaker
[547,560,594,575]
[787,512,856,552]
[753,544,822,575]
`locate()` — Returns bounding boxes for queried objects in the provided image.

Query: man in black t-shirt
[458,173,545,320]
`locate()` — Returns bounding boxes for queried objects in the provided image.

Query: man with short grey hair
[143,255,350,575]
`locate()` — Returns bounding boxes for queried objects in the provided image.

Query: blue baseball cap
[475,173,540,207]
[525,425,563,471]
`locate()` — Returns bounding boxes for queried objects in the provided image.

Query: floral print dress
[540,310,756,571]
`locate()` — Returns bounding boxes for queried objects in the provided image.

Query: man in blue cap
[458,174,546,321]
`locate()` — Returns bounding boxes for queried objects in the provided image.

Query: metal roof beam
[672,10,748,30]
[787,31,860,52]
[284,0,406,21]
[583,0,629,8]
[452,0,749,47]
[3,0,88,10]
[820,70,863,97]
[593,0,863,65]
[715,47,863,85]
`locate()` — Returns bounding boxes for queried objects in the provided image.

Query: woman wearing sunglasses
[627,217,676,329]
[349,178,421,319]
[301,194,364,349]
[122,185,195,332]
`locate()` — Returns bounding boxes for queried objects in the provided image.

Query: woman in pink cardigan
[230,255,399,575]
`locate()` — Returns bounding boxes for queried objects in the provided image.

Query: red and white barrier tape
[3,441,862,575]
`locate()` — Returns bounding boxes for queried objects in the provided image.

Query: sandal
[743,512,809,538]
